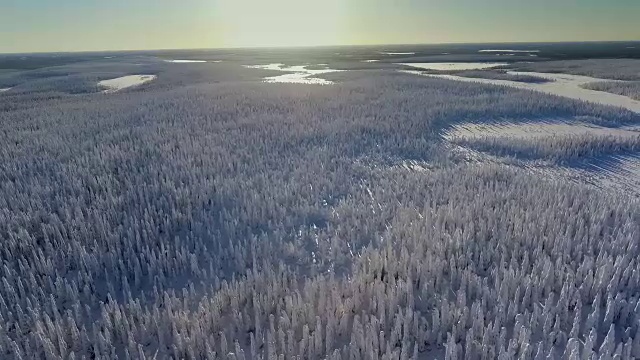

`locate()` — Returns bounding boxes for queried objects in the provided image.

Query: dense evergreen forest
[0,54,639,359]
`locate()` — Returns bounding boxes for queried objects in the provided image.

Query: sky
[0,0,639,53]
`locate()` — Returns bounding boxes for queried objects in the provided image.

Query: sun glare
[215,0,346,47]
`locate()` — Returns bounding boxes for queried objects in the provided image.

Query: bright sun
[215,0,346,47]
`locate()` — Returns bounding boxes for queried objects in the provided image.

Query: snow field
[98,75,157,93]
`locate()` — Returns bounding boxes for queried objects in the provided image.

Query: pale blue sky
[1,0,638,53]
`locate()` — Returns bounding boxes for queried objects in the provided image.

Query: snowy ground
[579,153,640,190]
[381,52,416,55]
[443,121,640,141]
[442,119,640,196]
[164,59,208,63]
[399,62,508,71]
[582,81,640,101]
[511,59,640,81]
[405,70,640,112]
[245,64,342,85]
[479,49,540,53]
[98,75,157,93]
[522,153,640,197]
[0,87,11,92]
[164,59,222,63]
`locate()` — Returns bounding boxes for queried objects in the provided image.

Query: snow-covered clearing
[443,120,640,141]
[399,62,508,71]
[442,119,640,196]
[517,152,640,196]
[579,153,640,191]
[479,49,540,53]
[405,70,640,112]
[450,138,640,196]
[381,52,416,55]
[164,59,208,63]
[245,64,342,85]
[245,63,285,71]
[527,155,640,196]
[98,75,157,93]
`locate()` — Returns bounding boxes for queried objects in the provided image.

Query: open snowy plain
[0,44,639,359]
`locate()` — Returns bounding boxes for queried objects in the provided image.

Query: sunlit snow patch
[245,64,342,85]
[381,52,416,55]
[98,75,157,93]
[164,60,208,63]
[405,70,640,113]
[245,63,285,71]
[265,73,334,85]
[0,88,11,93]
[399,62,508,71]
[399,160,432,172]
[479,49,540,53]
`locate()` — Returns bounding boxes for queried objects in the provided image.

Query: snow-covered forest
[455,133,640,162]
[0,49,639,359]
[415,70,551,84]
[583,82,640,101]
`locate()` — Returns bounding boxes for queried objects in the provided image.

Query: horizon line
[1,39,639,56]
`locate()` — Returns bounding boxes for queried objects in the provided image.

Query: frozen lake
[245,64,342,85]
[98,75,157,93]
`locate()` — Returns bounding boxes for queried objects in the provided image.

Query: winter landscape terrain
[0,42,639,359]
